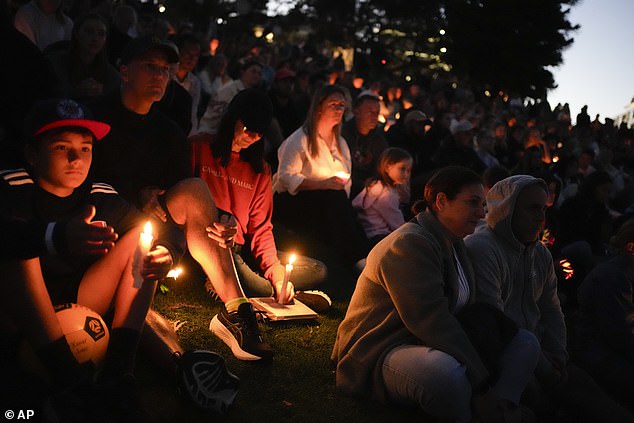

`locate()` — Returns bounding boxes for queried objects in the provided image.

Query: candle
[279,253,296,304]
[132,221,154,288]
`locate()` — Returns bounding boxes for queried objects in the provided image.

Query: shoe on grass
[174,350,240,414]
[294,290,332,313]
[209,302,274,361]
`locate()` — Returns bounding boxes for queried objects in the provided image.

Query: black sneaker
[294,290,332,314]
[209,303,274,361]
[174,350,240,414]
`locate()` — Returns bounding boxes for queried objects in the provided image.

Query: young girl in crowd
[352,147,412,246]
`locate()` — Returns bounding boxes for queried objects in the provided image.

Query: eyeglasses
[325,101,346,111]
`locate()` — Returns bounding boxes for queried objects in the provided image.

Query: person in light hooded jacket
[465,175,567,365]
[465,174,634,422]
[333,167,540,423]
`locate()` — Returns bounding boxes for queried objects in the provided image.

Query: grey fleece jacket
[332,211,489,402]
[465,175,568,364]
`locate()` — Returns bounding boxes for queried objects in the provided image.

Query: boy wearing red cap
[0,98,177,421]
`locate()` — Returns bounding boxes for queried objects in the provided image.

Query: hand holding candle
[279,253,296,304]
[132,221,154,288]
[334,171,350,181]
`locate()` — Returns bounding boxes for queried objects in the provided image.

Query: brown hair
[368,147,412,188]
[424,166,482,213]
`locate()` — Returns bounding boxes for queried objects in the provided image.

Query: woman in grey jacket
[332,166,540,422]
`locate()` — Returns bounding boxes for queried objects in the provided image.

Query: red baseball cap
[25,98,110,141]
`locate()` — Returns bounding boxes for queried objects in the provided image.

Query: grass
[140,259,426,423]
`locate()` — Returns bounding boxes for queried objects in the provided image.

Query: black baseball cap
[119,35,179,65]
[24,98,110,141]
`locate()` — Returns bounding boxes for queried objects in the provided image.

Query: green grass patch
[140,266,426,423]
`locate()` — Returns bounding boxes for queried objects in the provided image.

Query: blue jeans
[381,329,540,422]
[234,250,328,297]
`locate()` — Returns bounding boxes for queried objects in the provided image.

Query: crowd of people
[1,0,633,422]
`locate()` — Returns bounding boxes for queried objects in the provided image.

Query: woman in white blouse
[273,84,369,269]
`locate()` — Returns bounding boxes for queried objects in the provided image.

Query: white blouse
[272,127,352,197]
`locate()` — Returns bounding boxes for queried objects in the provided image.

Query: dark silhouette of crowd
[1,0,633,422]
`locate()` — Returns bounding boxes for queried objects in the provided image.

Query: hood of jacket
[485,174,547,248]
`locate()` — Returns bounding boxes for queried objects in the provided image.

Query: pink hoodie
[352,181,405,239]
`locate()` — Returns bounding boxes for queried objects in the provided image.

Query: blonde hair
[302,84,347,158]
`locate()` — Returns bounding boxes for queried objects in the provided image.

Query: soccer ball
[54,303,109,366]
[19,303,110,380]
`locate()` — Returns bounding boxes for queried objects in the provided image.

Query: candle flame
[166,267,183,279]
[559,258,574,280]
[289,254,297,265]
[334,171,350,180]
[143,221,153,236]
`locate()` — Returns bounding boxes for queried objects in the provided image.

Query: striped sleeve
[0,168,34,186]
[90,182,118,195]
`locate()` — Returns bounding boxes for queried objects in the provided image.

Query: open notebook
[249,297,318,321]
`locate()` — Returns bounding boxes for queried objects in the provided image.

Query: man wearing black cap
[89,36,274,363]
[90,35,187,203]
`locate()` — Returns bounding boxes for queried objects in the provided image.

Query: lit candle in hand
[166,267,183,280]
[334,171,350,181]
[133,221,154,288]
[280,253,296,304]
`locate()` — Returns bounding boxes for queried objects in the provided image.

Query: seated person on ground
[46,13,120,101]
[465,174,634,422]
[273,84,369,271]
[333,166,540,423]
[0,98,176,420]
[341,91,388,199]
[352,147,412,247]
[190,88,329,310]
[89,36,273,362]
